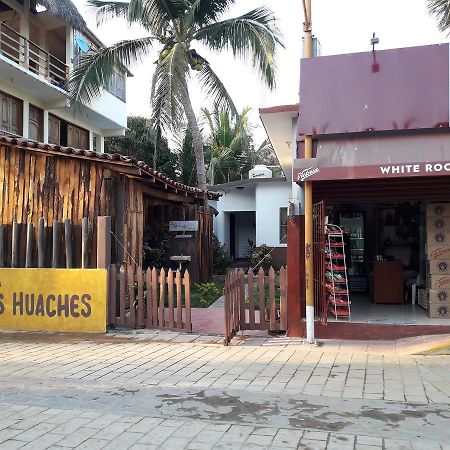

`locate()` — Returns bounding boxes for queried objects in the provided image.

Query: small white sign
[169,221,198,232]
[298,167,320,181]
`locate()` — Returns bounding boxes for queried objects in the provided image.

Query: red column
[287,215,306,337]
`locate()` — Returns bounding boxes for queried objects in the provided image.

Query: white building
[211,104,300,267]
[0,0,128,152]
[211,167,291,267]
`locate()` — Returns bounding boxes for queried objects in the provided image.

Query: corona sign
[0,269,107,333]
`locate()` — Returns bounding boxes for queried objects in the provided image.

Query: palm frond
[143,0,187,35]
[69,37,154,105]
[150,42,190,133]
[194,7,283,90]
[185,0,235,28]
[197,61,240,120]
[89,0,145,27]
[428,0,450,33]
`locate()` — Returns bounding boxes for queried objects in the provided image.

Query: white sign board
[169,221,198,232]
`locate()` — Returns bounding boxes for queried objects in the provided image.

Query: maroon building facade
[292,43,450,339]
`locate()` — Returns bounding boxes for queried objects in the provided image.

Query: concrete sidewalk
[0,331,450,449]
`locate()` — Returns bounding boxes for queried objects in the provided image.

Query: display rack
[325,224,351,320]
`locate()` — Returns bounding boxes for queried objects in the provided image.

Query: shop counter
[373,260,404,304]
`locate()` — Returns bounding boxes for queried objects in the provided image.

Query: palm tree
[69,0,283,194]
[428,0,450,32]
[202,106,251,185]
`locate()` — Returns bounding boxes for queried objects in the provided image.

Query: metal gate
[313,201,327,322]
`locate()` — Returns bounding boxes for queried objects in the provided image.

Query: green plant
[213,234,232,274]
[195,283,221,307]
[143,226,171,269]
[244,240,272,270]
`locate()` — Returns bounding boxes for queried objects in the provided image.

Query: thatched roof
[37,0,87,31]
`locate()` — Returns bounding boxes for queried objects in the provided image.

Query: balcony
[0,21,69,101]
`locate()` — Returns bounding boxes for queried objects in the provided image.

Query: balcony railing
[0,21,68,89]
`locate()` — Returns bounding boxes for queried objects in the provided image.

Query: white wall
[212,180,291,252]
[215,187,256,212]
[90,89,127,130]
[255,181,291,247]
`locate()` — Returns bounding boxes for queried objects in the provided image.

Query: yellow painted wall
[0,269,107,333]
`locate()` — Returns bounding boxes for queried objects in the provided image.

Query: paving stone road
[0,331,449,449]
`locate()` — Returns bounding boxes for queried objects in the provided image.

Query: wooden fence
[224,267,287,345]
[0,217,93,268]
[108,265,192,331]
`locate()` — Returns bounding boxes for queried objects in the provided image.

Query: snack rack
[325,224,351,320]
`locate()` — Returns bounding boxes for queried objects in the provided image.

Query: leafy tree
[69,0,283,195]
[105,116,177,179]
[175,128,198,186]
[202,107,251,185]
[428,0,450,32]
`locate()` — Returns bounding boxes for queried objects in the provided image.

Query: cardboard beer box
[428,289,450,304]
[427,216,450,231]
[427,246,450,260]
[428,275,450,290]
[428,303,450,319]
[427,203,450,218]
[427,230,450,247]
[428,260,450,275]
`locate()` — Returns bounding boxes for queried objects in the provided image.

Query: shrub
[213,234,232,274]
[244,240,272,270]
[195,282,221,307]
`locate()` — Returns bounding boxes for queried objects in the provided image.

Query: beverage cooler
[339,212,367,292]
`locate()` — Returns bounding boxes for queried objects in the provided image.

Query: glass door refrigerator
[339,212,367,292]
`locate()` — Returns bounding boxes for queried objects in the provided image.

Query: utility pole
[302,0,315,344]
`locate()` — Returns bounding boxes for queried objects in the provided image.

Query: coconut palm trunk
[180,88,207,192]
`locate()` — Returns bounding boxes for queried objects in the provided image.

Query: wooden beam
[139,183,196,203]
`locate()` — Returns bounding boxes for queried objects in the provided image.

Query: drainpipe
[302,0,316,344]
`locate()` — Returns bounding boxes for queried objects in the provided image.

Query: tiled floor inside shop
[328,294,448,325]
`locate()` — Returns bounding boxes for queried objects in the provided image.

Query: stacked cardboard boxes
[426,203,450,319]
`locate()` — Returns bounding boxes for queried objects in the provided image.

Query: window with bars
[280,207,288,244]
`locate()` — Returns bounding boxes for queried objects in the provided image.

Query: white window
[280,207,288,244]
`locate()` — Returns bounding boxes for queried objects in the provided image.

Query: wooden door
[67,123,89,149]
[28,105,43,141]
[48,114,61,145]
[0,91,23,136]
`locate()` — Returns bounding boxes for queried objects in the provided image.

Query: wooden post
[269,266,276,330]
[248,268,255,330]
[82,217,89,269]
[0,225,4,268]
[280,266,288,331]
[12,222,20,268]
[287,216,305,337]
[168,269,174,329]
[109,264,117,326]
[184,270,191,332]
[38,218,45,268]
[64,219,73,268]
[25,222,34,268]
[52,221,59,268]
[97,216,111,269]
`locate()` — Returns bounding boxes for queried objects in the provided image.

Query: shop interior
[325,201,440,324]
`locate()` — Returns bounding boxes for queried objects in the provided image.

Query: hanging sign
[0,269,107,333]
[169,221,198,232]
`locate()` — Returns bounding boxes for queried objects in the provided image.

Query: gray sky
[72,0,446,144]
